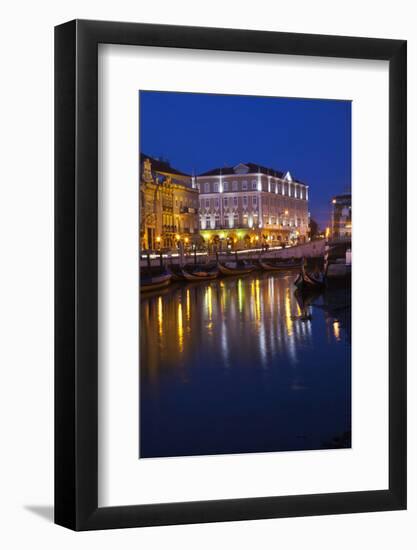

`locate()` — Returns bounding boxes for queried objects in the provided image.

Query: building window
[232,180,238,191]
[224,197,228,208]
[206,215,211,227]
[243,214,248,226]
[233,196,238,208]
[242,180,248,190]
[215,198,219,209]
[215,214,220,228]
[252,196,257,206]
[252,181,257,190]
[223,181,229,191]
[234,213,239,226]
[205,182,210,193]
[214,183,219,192]
[243,196,248,207]
[205,199,210,209]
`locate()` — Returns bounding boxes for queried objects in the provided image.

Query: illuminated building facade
[140,154,199,250]
[195,163,309,247]
[330,194,351,239]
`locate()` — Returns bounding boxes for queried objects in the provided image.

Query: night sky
[140,91,351,229]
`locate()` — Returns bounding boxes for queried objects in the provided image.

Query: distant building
[330,194,351,239]
[195,163,309,247]
[140,154,199,250]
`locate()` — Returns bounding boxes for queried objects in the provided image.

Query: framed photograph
[55,20,406,530]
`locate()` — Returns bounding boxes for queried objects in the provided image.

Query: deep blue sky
[140,91,351,229]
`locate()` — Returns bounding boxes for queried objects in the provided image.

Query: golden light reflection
[285,287,293,336]
[204,285,214,334]
[255,278,261,321]
[186,289,191,321]
[205,285,213,320]
[157,296,163,337]
[333,320,341,341]
[250,279,256,318]
[141,271,333,382]
[220,281,226,313]
[177,302,184,352]
[237,279,244,313]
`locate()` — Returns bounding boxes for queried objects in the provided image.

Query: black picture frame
[55,19,407,531]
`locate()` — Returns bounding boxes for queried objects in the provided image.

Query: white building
[195,162,309,246]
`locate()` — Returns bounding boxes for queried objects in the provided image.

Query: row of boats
[141,258,302,292]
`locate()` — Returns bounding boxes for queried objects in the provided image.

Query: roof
[197,162,305,184]
[140,153,191,177]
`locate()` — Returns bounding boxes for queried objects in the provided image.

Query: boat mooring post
[179,241,184,267]
[147,252,152,276]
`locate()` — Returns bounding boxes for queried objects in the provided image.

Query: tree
[309,218,319,239]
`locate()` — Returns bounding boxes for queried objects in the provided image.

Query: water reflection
[140,272,351,458]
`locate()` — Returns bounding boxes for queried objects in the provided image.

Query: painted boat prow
[218,262,256,276]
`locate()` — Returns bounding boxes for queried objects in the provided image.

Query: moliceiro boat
[181,266,219,281]
[294,263,325,290]
[258,258,302,271]
[168,263,218,281]
[218,260,256,276]
[140,269,172,292]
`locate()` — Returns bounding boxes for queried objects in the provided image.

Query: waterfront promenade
[140,239,329,267]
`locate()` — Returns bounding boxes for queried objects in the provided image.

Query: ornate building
[195,163,309,247]
[140,155,199,250]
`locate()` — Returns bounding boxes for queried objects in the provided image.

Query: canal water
[140,271,351,458]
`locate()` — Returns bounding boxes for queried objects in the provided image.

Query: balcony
[162,225,175,232]
[180,206,197,214]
